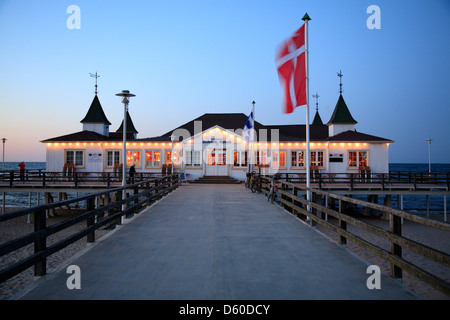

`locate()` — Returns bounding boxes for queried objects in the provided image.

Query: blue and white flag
[243,111,254,144]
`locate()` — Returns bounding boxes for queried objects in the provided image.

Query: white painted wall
[82,123,109,136]
[328,124,355,136]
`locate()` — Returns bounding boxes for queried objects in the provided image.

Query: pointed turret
[116,110,138,139]
[327,94,357,136]
[312,110,323,125]
[327,94,357,125]
[312,92,323,125]
[80,95,111,136]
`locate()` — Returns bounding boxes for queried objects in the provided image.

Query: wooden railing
[0,174,180,283]
[259,176,450,297]
[0,170,170,189]
[269,171,450,190]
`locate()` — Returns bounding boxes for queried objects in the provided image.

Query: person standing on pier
[18,161,25,181]
[129,164,136,184]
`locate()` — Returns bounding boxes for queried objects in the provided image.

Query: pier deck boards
[14,184,417,300]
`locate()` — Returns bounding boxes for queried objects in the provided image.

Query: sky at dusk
[0,0,449,163]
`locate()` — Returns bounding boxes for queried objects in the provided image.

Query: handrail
[258,176,450,297]
[0,174,181,283]
[0,170,174,189]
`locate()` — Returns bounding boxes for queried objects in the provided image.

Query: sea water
[1,162,449,215]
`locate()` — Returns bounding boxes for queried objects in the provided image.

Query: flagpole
[302,13,311,213]
[251,100,255,173]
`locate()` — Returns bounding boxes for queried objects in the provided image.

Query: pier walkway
[14,184,417,300]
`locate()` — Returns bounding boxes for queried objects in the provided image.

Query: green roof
[116,110,139,134]
[312,110,323,125]
[327,94,357,125]
[80,95,112,125]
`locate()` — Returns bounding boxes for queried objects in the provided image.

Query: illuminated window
[272,151,286,168]
[348,151,368,168]
[165,150,181,166]
[311,151,324,167]
[233,151,248,167]
[291,150,304,168]
[126,150,141,167]
[146,150,161,167]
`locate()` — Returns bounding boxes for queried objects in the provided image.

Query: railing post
[350,174,354,190]
[42,172,46,188]
[107,172,111,188]
[310,192,317,227]
[390,213,402,279]
[381,173,385,191]
[413,174,417,191]
[34,208,47,277]
[9,172,13,188]
[339,199,347,245]
[86,197,96,243]
[74,172,78,188]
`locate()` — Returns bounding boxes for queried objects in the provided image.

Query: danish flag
[276,23,307,114]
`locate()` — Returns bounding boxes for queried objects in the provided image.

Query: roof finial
[312,92,319,111]
[337,70,343,94]
[90,72,100,95]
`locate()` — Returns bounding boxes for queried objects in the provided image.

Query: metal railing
[0,174,180,283]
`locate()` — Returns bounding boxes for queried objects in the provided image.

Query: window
[165,150,181,166]
[66,150,84,167]
[311,151,324,167]
[272,151,286,168]
[146,150,161,167]
[217,151,226,166]
[291,150,304,168]
[185,150,201,167]
[107,150,120,167]
[126,150,140,167]
[233,151,248,167]
[348,151,369,168]
[255,151,268,166]
[359,151,368,167]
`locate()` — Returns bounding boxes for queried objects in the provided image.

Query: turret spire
[337,70,343,94]
[90,72,100,95]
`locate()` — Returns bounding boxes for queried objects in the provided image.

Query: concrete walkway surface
[14,184,418,300]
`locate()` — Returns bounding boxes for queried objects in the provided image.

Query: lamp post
[1,138,5,214]
[170,135,176,174]
[115,90,135,218]
[1,138,6,172]
[427,138,432,174]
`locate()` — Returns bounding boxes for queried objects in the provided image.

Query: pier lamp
[1,138,6,172]
[170,135,176,174]
[115,90,135,216]
[427,138,432,174]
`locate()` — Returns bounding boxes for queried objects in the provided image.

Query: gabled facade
[42,93,393,181]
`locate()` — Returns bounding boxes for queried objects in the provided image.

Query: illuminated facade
[42,93,393,181]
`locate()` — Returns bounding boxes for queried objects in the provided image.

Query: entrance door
[205,148,227,176]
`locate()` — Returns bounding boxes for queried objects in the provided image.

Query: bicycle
[267,178,278,203]
[245,172,253,189]
[251,173,262,193]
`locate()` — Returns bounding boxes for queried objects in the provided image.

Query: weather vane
[312,93,319,111]
[90,72,100,95]
[337,70,343,94]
